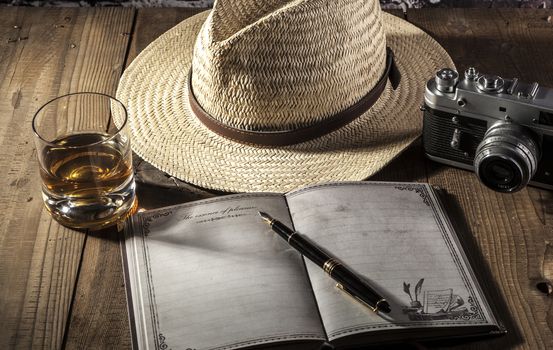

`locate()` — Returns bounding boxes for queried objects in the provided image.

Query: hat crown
[191,0,387,132]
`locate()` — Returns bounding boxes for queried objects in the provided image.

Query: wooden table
[1,7,552,349]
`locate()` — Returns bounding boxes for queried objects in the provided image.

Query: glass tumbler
[32,92,136,230]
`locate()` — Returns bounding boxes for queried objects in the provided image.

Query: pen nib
[258,211,274,225]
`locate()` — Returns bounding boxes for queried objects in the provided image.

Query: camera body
[423,67,553,192]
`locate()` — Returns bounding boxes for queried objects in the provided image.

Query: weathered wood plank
[63,8,205,349]
[0,7,134,349]
[64,8,553,350]
[406,8,553,349]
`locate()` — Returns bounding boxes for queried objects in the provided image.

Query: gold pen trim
[373,299,388,313]
[323,258,341,276]
[335,283,387,313]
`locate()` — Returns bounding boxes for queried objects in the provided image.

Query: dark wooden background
[0,6,552,350]
[1,0,552,9]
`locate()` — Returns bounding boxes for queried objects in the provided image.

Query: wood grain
[66,8,553,350]
[3,7,553,350]
[405,8,553,349]
[0,7,134,349]
[63,8,206,349]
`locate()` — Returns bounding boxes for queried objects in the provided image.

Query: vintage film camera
[422,67,553,192]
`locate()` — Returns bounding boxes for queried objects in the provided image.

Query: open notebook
[122,182,504,350]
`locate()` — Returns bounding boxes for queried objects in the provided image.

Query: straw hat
[116,0,454,193]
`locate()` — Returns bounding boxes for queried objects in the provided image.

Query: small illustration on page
[401,278,479,321]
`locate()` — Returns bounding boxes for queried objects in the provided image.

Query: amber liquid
[40,132,136,229]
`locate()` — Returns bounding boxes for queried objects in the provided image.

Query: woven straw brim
[117,11,454,193]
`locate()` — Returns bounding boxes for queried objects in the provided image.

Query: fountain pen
[259,211,391,314]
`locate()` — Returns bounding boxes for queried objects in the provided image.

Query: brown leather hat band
[188,48,401,147]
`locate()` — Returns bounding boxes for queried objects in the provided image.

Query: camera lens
[474,122,539,192]
[479,157,521,190]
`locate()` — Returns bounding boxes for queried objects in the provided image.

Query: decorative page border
[286,182,490,338]
[134,193,325,350]
[128,182,495,347]
[120,220,140,350]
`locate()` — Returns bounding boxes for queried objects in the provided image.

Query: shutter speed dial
[435,68,459,93]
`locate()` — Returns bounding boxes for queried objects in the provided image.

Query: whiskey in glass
[32,93,136,229]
